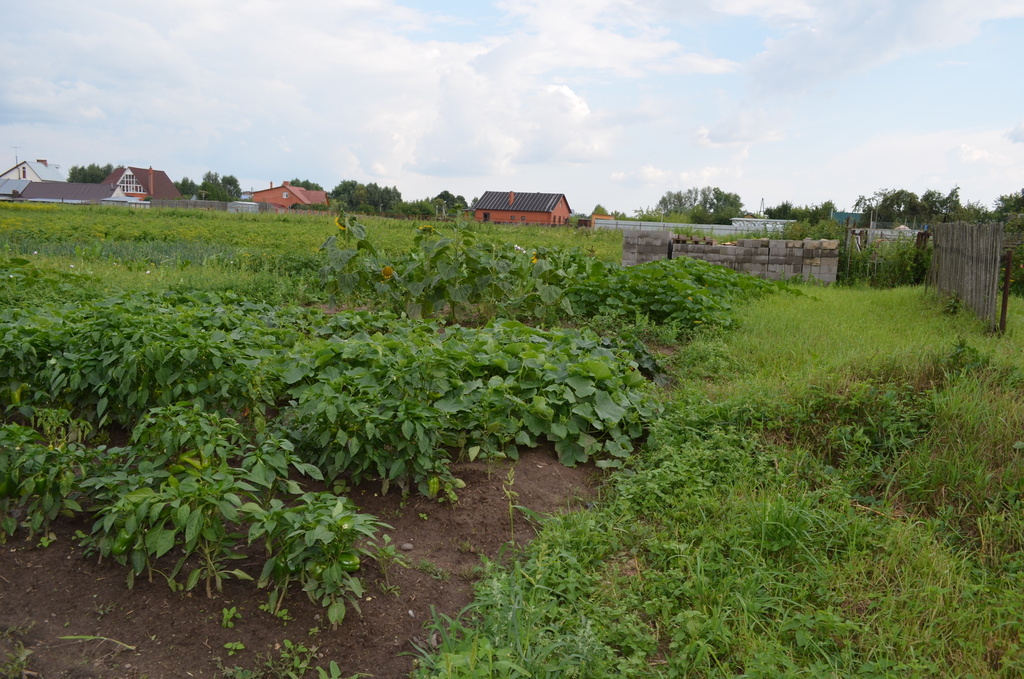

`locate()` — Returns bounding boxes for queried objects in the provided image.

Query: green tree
[289,178,324,191]
[221,175,241,200]
[67,163,114,183]
[994,189,1024,217]
[592,204,609,216]
[690,187,744,224]
[765,201,795,220]
[329,180,402,213]
[857,186,992,224]
[199,172,230,201]
[330,180,360,209]
[433,190,467,214]
[655,189,698,215]
[876,189,926,224]
[174,176,199,198]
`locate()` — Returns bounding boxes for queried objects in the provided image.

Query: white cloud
[747,1,1024,95]
[1008,122,1024,144]
[695,110,784,149]
[954,143,1005,164]
[610,163,743,190]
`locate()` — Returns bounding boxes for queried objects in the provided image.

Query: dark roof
[103,166,181,200]
[474,191,569,213]
[19,182,120,202]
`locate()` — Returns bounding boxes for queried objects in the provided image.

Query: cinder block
[821,240,839,250]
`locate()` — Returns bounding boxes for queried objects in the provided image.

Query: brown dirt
[0,448,599,678]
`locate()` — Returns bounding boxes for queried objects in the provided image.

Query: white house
[0,159,66,183]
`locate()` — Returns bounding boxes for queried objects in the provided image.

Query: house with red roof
[102,166,181,200]
[473,191,572,226]
[249,181,329,210]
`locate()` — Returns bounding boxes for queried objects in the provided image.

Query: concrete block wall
[621,229,672,267]
[624,232,840,284]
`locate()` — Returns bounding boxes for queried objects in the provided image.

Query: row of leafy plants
[321,214,786,326]
[0,410,379,626]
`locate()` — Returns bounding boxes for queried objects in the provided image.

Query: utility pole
[10,146,20,165]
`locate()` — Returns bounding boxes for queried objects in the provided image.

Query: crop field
[1,203,1023,677]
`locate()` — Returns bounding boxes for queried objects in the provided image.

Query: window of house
[521,216,525,222]
[118,172,145,194]
[483,212,490,221]
[510,215,515,220]
[283,191,289,198]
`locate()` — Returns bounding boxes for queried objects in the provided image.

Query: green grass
[415,285,1024,678]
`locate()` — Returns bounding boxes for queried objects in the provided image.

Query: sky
[2,0,1024,215]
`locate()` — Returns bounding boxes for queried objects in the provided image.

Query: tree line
[596,185,1024,228]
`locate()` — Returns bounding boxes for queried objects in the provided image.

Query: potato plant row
[0,418,379,625]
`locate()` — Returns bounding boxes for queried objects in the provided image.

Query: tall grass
[417,285,1024,678]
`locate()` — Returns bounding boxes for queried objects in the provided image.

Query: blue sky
[2,0,1023,215]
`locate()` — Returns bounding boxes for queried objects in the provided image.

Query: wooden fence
[929,222,1004,330]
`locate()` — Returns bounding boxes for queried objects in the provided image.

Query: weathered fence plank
[929,222,1004,330]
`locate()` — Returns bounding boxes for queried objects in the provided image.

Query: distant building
[103,166,181,200]
[249,181,329,210]
[0,179,32,201]
[18,182,126,204]
[0,159,65,183]
[473,191,572,226]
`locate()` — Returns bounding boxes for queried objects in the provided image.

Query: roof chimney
[36,159,48,167]
[149,166,154,193]
[508,191,514,206]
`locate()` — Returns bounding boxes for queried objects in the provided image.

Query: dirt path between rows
[0,448,598,678]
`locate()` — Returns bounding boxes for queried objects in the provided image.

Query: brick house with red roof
[249,182,329,210]
[103,166,181,200]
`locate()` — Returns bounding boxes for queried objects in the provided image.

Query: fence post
[1000,248,1013,334]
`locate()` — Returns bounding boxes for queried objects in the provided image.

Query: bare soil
[0,448,599,678]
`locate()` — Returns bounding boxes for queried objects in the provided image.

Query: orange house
[473,191,572,226]
[249,181,329,210]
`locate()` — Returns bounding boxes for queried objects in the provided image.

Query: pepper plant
[0,423,88,541]
[245,492,385,626]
